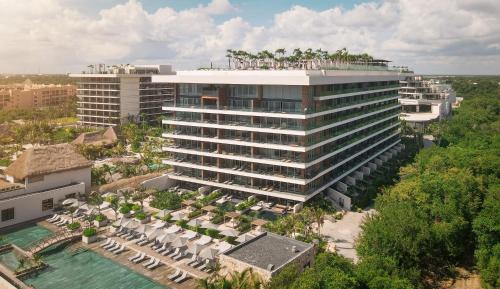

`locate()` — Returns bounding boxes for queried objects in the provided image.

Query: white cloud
[0,0,499,74]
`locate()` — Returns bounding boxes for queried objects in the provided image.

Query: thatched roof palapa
[72,126,119,146]
[5,143,92,180]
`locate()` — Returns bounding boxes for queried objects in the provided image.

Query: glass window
[42,198,54,211]
[1,208,14,222]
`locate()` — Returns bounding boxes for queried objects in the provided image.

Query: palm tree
[106,195,120,220]
[313,208,325,236]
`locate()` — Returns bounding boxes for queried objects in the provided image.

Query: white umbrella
[125,219,140,229]
[221,229,238,237]
[187,219,203,227]
[171,212,186,221]
[236,234,255,243]
[165,225,181,234]
[146,228,161,240]
[217,241,233,253]
[135,224,148,235]
[99,202,110,210]
[62,198,78,206]
[170,237,188,248]
[78,203,92,211]
[157,232,176,243]
[187,243,206,255]
[102,192,116,198]
[199,247,218,260]
[201,222,219,230]
[112,217,130,227]
[156,210,171,219]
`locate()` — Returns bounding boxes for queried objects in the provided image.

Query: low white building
[0,144,91,228]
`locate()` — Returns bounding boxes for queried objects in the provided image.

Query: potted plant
[134,211,150,224]
[119,205,131,218]
[93,214,108,228]
[66,221,81,231]
[82,227,97,244]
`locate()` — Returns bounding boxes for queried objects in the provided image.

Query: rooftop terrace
[222,232,313,272]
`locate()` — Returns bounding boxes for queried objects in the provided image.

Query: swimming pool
[0,225,167,289]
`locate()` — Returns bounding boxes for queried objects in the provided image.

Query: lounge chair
[151,242,161,250]
[107,242,121,252]
[100,238,112,248]
[174,271,189,283]
[135,235,146,244]
[128,251,141,261]
[168,269,181,280]
[103,240,116,250]
[143,257,155,268]
[186,254,199,266]
[114,244,126,254]
[116,230,128,237]
[125,234,137,241]
[54,218,65,226]
[137,239,150,246]
[155,243,168,253]
[173,251,185,261]
[47,214,59,222]
[58,220,69,227]
[167,248,180,258]
[133,252,146,263]
[146,259,161,270]
[197,259,210,271]
[161,247,173,256]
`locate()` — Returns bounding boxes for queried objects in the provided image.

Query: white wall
[119,77,140,121]
[0,183,85,228]
[140,174,176,191]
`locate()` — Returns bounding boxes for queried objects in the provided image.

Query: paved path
[320,210,375,263]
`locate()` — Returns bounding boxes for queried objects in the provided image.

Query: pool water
[1,225,167,289]
[0,250,22,271]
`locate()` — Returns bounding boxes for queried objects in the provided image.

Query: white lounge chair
[128,251,141,261]
[146,259,161,270]
[125,234,137,241]
[168,269,181,280]
[100,238,112,248]
[113,244,126,254]
[187,254,199,266]
[138,238,150,246]
[133,252,146,263]
[54,218,65,226]
[47,214,59,222]
[57,219,69,227]
[197,259,210,271]
[173,251,185,261]
[103,240,116,250]
[107,242,121,252]
[135,235,146,244]
[168,248,180,258]
[161,247,173,256]
[143,257,155,267]
[174,271,188,283]
[155,243,168,253]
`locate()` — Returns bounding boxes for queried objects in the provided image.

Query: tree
[313,208,325,236]
[106,195,120,220]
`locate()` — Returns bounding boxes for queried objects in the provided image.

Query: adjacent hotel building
[155,66,407,204]
[70,64,175,127]
[399,75,456,130]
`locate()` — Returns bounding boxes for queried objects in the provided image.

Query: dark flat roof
[223,232,313,272]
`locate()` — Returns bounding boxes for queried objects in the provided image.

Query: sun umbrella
[156,232,175,243]
[99,202,110,210]
[78,203,92,211]
[170,237,188,248]
[201,222,219,230]
[199,247,218,260]
[220,229,238,237]
[102,192,116,198]
[165,225,181,234]
[236,234,255,243]
[216,241,233,253]
[112,217,130,227]
[125,219,140,229]
[146,228,161,240]
[62,198,78,206]
[187,219,203,227]
[135,224,148,235]
[171,212,186,221]
[156,209,171,219]
[187,243,206,255]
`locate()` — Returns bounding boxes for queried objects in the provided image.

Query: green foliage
[94,214,106,222]
[200,190,221,205]
[82,227,97,237]
[176,219,188,228]
[188,209,203,219]
[0,158,11,166]
[150,191,182,210]
[206,228,221,238]
[198,267,262,289]
[211,215,223,224]
[66,222,81,230]
[134,211,147,220]
[235,198,257,211]
[119,206,131,215]
[131,204,141,211]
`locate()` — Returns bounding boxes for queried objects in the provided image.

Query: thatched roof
[5,144,92,180]
[251,219,268,227]
[202,205,217,212]
[72,126,119,146]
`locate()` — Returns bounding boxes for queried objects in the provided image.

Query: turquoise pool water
[1,225,167,289]
[1,225,53,249]
[0,250,21,271]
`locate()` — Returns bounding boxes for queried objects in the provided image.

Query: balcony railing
[317,84,400,97]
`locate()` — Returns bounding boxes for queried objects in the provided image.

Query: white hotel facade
[154,68,407,203]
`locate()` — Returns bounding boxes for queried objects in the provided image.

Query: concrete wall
[327,188,352,210]
[140,174,176,191]
[0,183,85,228]
[119,77,140,122]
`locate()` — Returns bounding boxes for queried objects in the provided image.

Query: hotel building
[0,80,75,111]
[70,64,175,127]
[155,67,406,204]
[399,75,456,130]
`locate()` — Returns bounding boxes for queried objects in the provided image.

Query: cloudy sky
[0,0,499,75]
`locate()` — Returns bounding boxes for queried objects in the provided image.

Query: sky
[0,0,499,75]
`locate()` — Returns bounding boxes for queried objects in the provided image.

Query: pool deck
[38,221,201,289]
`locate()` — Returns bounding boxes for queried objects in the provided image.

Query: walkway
[26,230,81,257]
[321,210,375,262]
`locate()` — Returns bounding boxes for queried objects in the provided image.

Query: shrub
[188,210,203,219]
[176,219,188,228]
[161,214,172,222]
[150,191,182,210]
[95,214,107,222]
[119,206,131,214]
[237,222,251,233]
[135,211,147,220]
[206,229,221,238]
[200,191,221,205]
[67,222,81,230]
[82,227,97,237]
[211,215,224,224]
[131,204,141,211]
